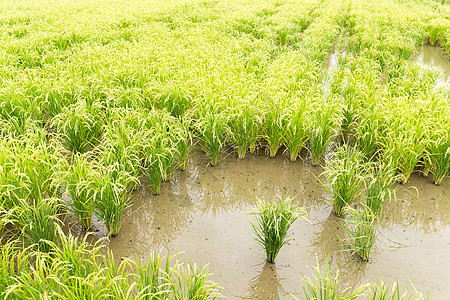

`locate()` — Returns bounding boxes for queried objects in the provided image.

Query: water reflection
[412,44,450,88]
[337,252,369,290]
[308,212,345,266]
[381,174,450,233]
[127,185,194,250]
[242,262,290,300]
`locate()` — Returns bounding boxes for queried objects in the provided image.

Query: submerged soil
[68,147,450,299]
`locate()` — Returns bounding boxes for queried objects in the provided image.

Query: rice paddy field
[1,0,450,298]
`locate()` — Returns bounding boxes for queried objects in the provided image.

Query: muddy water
[412,44,450,87]
[67,147,450,299]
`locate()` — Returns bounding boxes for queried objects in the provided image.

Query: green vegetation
[250,196,308,263]
[323,145,367,217]
[340,206,377,261]
[0,0,448,296]
[301,258,427,299]
[365,165,396,218]
[0,230,221,299]
[302,257,367,300]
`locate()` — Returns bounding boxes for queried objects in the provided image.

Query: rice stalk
[59,153,96,230]
[173,115,195,171]
[51,100,104,154]
[323,145,366,217]
[263,98,287,158]
[13,197,62,253]
[227,102,262,159]
[283,99,309,162]
[309,98,340,166]
[365,164,396,219]
[340,205,377,261]
[195,104,227,166]
[92,163,138,237]
[250,195,308,263]
[301,256,367,300]
[428,121,450,185]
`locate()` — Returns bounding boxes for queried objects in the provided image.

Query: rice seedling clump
[250,196,308,263]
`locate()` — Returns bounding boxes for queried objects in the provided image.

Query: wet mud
[67,148,450,299]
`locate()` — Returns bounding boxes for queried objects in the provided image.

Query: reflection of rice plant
[340,206,377,261]
[243,263,284,300]
[250,196,308,263]
[302,256,366,300]
[323,145,366,217]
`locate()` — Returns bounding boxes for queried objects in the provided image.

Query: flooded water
[412,44,450,87]
[67,147,450,299]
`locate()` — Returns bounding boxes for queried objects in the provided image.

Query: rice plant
[12,197,62,253]
[92,163,138,237]
[0,136,64,206]
[365,164,396,219]
[301,256,367,300]
[51,100,104,154]
[263,98,287,158]
[142,135,168,195]
[227,102,262,159]
[101,107,146,180]
[428,121,450,185]
[173,115,195,171]
[378,95,433,185]
[355,110,379,161]
[367,279,428,300]
[59,153,96,229]
[129,252,167,299]
[397,135,429,185]
[323,145,366,217]
[250,196,308,263]
[0,241,28,295]
[283,99,309,162]
[309,98,340,166]
[195,104,228,166]
[167,255,222,300]
[146,108,182,181]
[2,229,221,299]
[340,206,377,261]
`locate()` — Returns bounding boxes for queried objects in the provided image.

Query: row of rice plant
[321,144,399,261]
[0,0,449,297]
[2,0,448,184]
[301,257,428,299]
[0,229,221,299]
